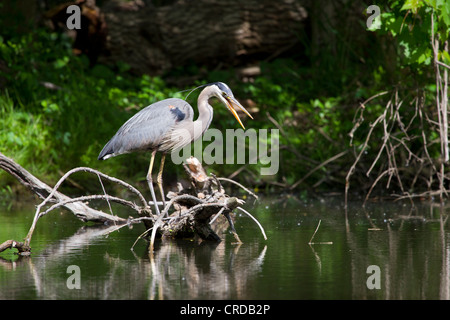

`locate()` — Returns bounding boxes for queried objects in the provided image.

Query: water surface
[0,195,449,299]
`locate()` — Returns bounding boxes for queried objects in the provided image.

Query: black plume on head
[213,82,233,96]
[183,81,233,100]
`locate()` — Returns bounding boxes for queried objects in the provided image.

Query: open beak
[225,96,253,130]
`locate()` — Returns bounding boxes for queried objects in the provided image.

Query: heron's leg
[157,153,167,214]
[147,150,161,216]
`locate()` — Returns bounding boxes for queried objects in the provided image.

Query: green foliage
[2,0,449,196]
[0,29,179,190]
[345,0,450,195]
[380,0,450,67]
[0,92,52,181]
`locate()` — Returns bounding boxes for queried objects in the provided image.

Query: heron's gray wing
[158,120,204,152]
[98,98,193,159]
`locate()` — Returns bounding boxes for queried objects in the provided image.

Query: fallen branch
[24,166,151,246]
[0,152,125,225]
[0,153,264,255]
[0,240,31,255]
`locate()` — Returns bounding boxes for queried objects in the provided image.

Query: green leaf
[401,0,424,13]
[53,56,69,69]
[383,14,404,37]
[442,50,450,65]
[438,1,450,27]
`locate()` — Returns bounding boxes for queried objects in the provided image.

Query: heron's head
[200,82,253,130]
[210,82,253,130]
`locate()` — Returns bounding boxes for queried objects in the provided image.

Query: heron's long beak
[225,96,253,130]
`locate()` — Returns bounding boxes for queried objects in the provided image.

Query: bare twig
[437,60,450,70]
[217,177,259,200]
[25,166,147,246]
[98,174,114,217]
[236,207,267,240]
[363,168,395,207]
[291,150,348,190]
[2,152,263,254]
[432,13,449,201]
[39,194,141,218]
[308,219,332,245]
[345,107,386,208]
[209,207,225,225]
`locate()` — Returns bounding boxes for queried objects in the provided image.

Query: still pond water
[0,195,449,300]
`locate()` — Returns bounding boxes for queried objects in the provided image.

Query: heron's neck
[195,89,214,138]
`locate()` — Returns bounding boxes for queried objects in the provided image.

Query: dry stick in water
[236,207,267,240]
[223,211,243,244]
[308,220,332,245]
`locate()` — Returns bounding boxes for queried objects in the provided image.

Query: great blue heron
[98,82,252,215]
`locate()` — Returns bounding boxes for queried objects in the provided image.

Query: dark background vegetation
[1,0,449,201]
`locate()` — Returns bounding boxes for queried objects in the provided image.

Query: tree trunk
[100,0,308,75]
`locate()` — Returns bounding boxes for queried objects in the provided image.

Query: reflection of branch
[147,241,268,299]
[308,219,332,274]
[309,244,322,273]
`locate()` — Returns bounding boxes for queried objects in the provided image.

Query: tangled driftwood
[0,152,264,256]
